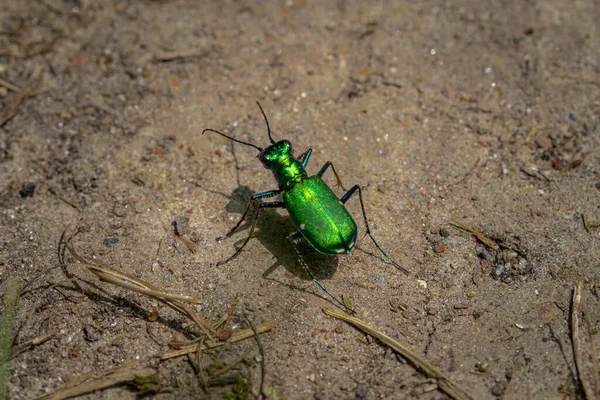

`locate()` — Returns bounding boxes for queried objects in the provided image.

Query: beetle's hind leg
[317,161,347,192]
[290,237,354,313]
[341,185,409,275]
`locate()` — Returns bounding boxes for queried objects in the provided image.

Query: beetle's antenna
[202,129,263,152]
[256,101,275,144]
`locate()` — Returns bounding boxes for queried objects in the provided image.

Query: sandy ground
[1,1,599,399]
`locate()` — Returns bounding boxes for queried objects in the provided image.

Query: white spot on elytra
[299,223,306,230]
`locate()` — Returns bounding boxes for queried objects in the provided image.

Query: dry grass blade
[88,266,202,304]
[243,312,266,398]
[61,229,216,340]
[39,360,156,400]
[0,276,22,399]
[213,300,237,331]
[580,299,600,397]
[11,330,56,359]
[557,72,600,84]
[323,308,475,400]
[161,320,275,360]
[341,291,354,313]
[449,218,499,250]
[175,234,197,253]
[154,49,207,62]
[572,283,595,399]
[0,66,44,127]
[582,214,600,233]
[0,78,21,93]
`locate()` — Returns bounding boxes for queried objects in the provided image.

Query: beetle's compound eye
[259,151,270,165]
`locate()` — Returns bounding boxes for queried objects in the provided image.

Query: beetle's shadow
[256,210,338,281]
[222,188,338,282]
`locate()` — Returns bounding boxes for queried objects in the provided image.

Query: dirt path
[1,1,598,399]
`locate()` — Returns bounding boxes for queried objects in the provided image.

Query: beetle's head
[258,140,292,169]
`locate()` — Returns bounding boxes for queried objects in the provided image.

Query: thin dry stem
[39,360,156,400]
[572,283,595,399]
[580,299,600,397]
[450,218,499,250]
[323,308,475,400]
[161,320,275,360]
[62,229,216,340]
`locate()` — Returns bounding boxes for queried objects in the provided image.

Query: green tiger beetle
[202,102,409,307]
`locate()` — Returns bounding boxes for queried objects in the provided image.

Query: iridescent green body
[260,140,358,255]
[284,177,357,254]
[201,102,408,307]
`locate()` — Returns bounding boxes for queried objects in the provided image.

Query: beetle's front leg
[217,200,285,266]
[317,161,347,192]
[216,189,282,241]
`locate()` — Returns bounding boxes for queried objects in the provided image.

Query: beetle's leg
[317,161,347,192]
[297,148,312,168]
[217,201,285,266]
[288,231,303,242]
[341,185,409,275]
[216,189,282,241]
[290,238,355,313]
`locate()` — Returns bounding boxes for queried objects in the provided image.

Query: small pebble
[491,383,505,396]
[112,204,127,217]
[433,243,446,254]
[476,361,489,372]
[103,237,120,247]
[453,301,470,310]
[19,182,36,198]
[83,325,102,342]
[334,325,343,334]
[173,215,190,236]
[492,263,505,280]
[217,329,232,340]
[440,227,451,237]
[514,322,530,331]
[146,311,159,322]
[257,286,267,296]
[504,251,518,262]
[478,249,496,263]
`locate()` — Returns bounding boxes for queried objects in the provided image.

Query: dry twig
[11,331,56,359]
[244,312,266,398]
[581,299,600,397]
[449,218,499,250]
[160,320,275,360]
[572,283,596,399]
[61,229,216,340]
[39,360,156,400]
[0,78,21,93]
[323,308,475,400]
[0,277,22,398]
